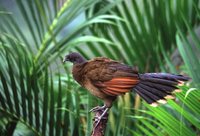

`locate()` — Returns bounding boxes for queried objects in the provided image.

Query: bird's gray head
[63,52,86,64]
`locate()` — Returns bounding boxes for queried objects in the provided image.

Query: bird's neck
[72,62,87,85]
[73,57,87,64]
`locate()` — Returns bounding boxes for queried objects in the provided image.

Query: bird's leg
[91,99,114,129]
[94,107,109,128]
[89,105,106,112]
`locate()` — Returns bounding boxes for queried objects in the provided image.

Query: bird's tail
[133,73,190,107]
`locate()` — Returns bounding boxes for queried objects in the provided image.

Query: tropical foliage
[0,0,200,136]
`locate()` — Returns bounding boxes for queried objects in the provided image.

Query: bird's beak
[63,57,69,63]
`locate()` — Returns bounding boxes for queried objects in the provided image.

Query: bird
[63,52,190,127]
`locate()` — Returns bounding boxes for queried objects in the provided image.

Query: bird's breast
[83,79,107,99]
[72,65,84,86]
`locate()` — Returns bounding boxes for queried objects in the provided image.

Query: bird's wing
[84,57,139,96]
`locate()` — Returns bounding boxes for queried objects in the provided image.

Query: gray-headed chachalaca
[63,52,190,126]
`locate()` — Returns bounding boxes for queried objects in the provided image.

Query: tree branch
[91,110,109,136]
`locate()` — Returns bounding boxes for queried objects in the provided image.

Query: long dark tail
[133,73,190,107]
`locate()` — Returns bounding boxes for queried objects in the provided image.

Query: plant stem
[33,0,71,65]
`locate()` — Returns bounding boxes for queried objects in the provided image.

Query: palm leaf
[176,12,200,87]
[0,0,120,135]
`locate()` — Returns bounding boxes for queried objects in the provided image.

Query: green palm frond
[0,34,88,135]
[77,0,199,72]
[74,0,200,135]
[0,0,119,72]
[176,19,200,87]
[1,0,200,136]
[127,87,200,136]
[0,0,119,135]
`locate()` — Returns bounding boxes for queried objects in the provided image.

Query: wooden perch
[91,110,109,136]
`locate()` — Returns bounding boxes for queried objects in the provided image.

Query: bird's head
[63,52,86,64]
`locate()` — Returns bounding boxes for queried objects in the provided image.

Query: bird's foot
[93,108,109,129]
[89,105,106,112]
[93,115,107,121]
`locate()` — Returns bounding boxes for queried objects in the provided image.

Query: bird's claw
[94,118,101,129]
[93,115,106,129]
[89,105,106,112]
[93,116,108,121]
[89,106,100,112]
[93,107,109,129]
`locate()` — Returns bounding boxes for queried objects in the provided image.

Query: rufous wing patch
[102,89,119,96]
[101,77,139,96]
